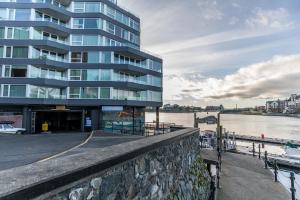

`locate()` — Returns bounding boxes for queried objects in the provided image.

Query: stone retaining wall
[43,130,211,200]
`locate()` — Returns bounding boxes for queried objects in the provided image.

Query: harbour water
[146,112,300,141]
[146,112,300,196]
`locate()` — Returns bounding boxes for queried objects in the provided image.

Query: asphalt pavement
[0,133,88,171]
[0,132,144,171]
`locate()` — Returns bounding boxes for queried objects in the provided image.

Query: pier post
[258,144,261,159]
[274,160,278,182]
[264,151,268,169]
[290,172,296,200]
[252,142,255,157]
[218,151,222,172]
[217,163,220,189]
[194,113,198,128]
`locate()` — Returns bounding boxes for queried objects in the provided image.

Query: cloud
[167,54,300,101]
[197,0,223,21]
[246,8,295,30]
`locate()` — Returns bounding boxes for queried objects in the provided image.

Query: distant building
[266,99,285,113]
[205,105,224,112]
[284,94,300,114]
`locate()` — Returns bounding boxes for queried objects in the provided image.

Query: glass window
[85,3,99,12]
[70,69,81,80]
[73,19,84,29]
[44,15,51,22]
[3,85,9,97]
[71,52,82,62]
[0,46,3,58]
[0,27,4,38]
[83,35,98,46]
[48,88,60,99]
[71,35,82,45]
[14,27,29,39]
[15,9,31,21]
[13,47,28,58]
[6,46,12,58]
[35,11,43,21]
[100,88,110,99]
[11,65,27,77]
[10,85,26,97]
[0,9,6,20]
[82,69,98,81]
[81,87,98,99]
[69,87,80,98]
[88,52,99,63]
[41,68,47,78]
[102,52,111,63]
[84,19,98,29]
[7,28,13,39]
[101,69,111,81]
[73,2,84,13]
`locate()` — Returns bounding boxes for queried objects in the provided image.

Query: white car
[0,123,26,134]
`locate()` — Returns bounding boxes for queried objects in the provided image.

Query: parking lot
[0,133,88,171]
[0,132,144,171]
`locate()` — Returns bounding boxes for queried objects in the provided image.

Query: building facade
[0,0,163,134]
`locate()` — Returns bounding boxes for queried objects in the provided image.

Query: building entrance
[35,111,82,133]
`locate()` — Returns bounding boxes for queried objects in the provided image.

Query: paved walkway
[218,152,290,200]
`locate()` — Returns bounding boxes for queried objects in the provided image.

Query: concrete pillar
[156,107,160,130]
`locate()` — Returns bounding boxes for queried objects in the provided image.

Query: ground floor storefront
[0,106,153,135]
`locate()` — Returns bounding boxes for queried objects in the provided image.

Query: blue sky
[119,0,300,108]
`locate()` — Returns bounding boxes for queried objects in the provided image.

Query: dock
[231,134,300,146]
[200,149,290,200]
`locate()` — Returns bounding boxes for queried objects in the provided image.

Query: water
[146,112,300,196]
[146,112,300,140]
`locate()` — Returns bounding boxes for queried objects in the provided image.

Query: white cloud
[246,8,295,30]
[197,0,223,21]
[166,54,300,101]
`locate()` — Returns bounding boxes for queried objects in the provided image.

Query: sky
[118,0,300,108]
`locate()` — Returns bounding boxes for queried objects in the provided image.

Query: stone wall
[45,130,211,200]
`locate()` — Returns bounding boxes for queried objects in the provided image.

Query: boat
[283,142,300,160]
[197,116,218,124]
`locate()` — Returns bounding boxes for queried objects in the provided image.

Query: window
[10,85,26,97]
[71,35,82,45]
[0,46,3,58]
[73,19,84,29]
[82,69,99,81]
[70,69,81,80]
[84,19,98,29]
[71,52,82,62]
[69,87,80,99]
[81,87,98,99]
[73,2,84,13]
[83,35,98,46]
[6,46,12,58]
[0,9,6,20]
[12,47,28,58]
[102,52,112,63]
[15,9,31,21]
[85,3,99,12]
[107,22,115,34]
[35,11,43,21]
[7,28,13,39]
[30,66,40,78]
[3,85,9,97]
[4,65,27,77]
[100,88,110,99]
[10,27,30,39]
[88,52,99,63]
[0,28,4,38]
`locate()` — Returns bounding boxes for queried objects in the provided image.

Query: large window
[82,69,99,81]
[85,3,100,12]
[100,88,110,99]
[15,9,31,21]
[7,27,30,39]
[0,9,6,20]
[0,28,4,38]
[12,47,28,58]
[102,52,112,63]
[81,87,98,99]
[2,85,26,97]
[4,65,27,77]
[69,87,80,99]
[84,19,98,29]
[0,46,3,58]
[101,69,111,81]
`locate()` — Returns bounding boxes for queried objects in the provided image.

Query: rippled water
[146,112,300,140]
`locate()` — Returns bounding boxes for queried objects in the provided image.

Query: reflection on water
[146,112,300,140]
